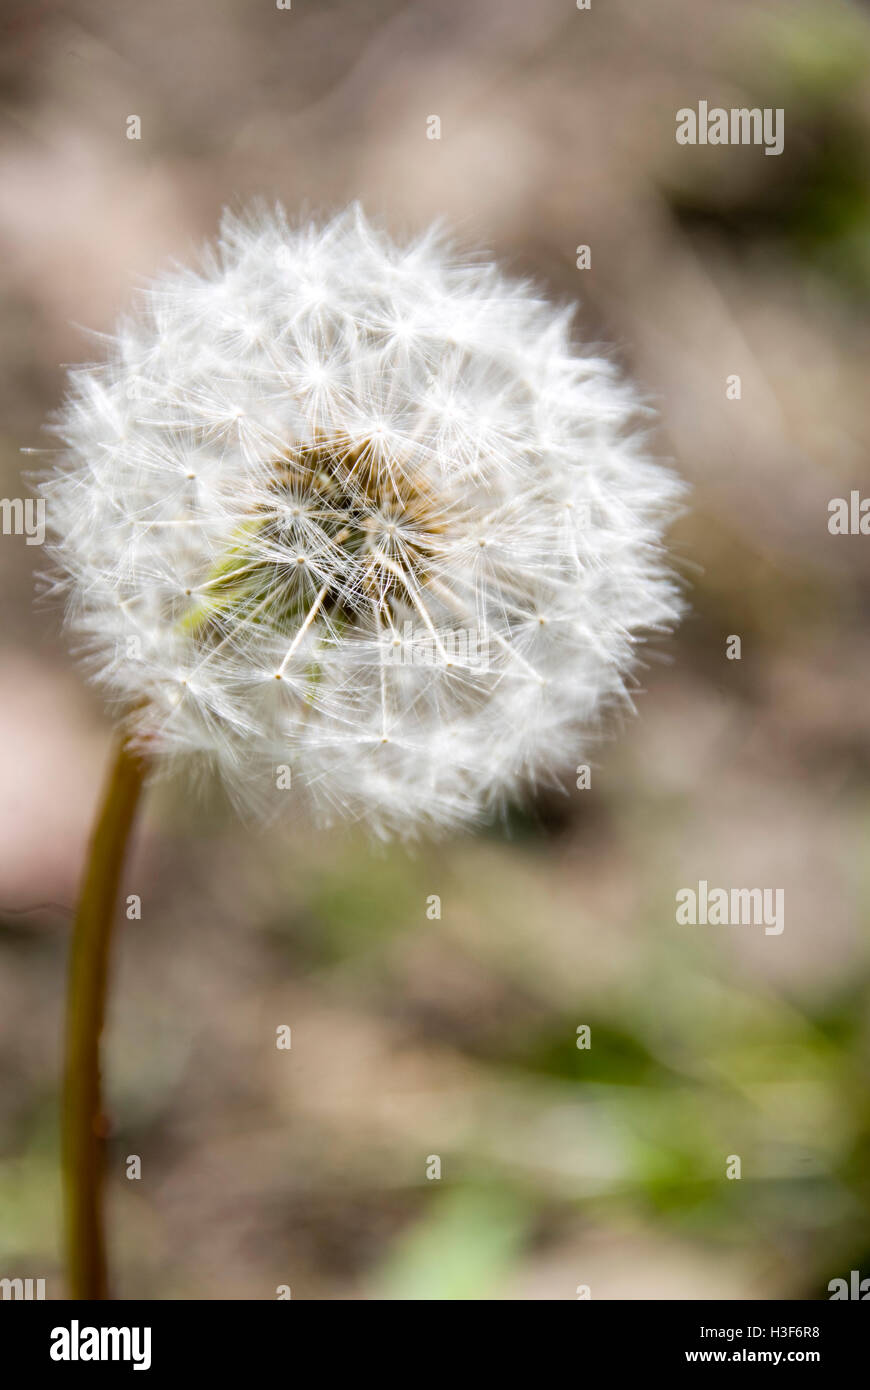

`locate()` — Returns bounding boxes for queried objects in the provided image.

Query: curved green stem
[62,735,148,1300]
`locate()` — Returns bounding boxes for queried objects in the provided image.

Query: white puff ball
[41,204,684,836]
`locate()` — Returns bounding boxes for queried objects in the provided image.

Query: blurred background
[1,0,870,1299]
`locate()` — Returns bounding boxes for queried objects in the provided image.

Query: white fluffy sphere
[41,205,684,835]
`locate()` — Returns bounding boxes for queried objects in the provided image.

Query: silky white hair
[40,204,684,836]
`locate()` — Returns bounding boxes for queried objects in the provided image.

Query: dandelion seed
[40,204,684,836]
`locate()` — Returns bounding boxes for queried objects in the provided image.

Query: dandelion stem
[62,735,149,1299]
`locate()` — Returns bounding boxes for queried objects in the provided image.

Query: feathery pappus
[39,204,684,836]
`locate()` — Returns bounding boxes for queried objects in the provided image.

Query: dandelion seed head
[40,204,684,836]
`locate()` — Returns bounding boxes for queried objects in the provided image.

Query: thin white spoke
[277,582,330,675]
